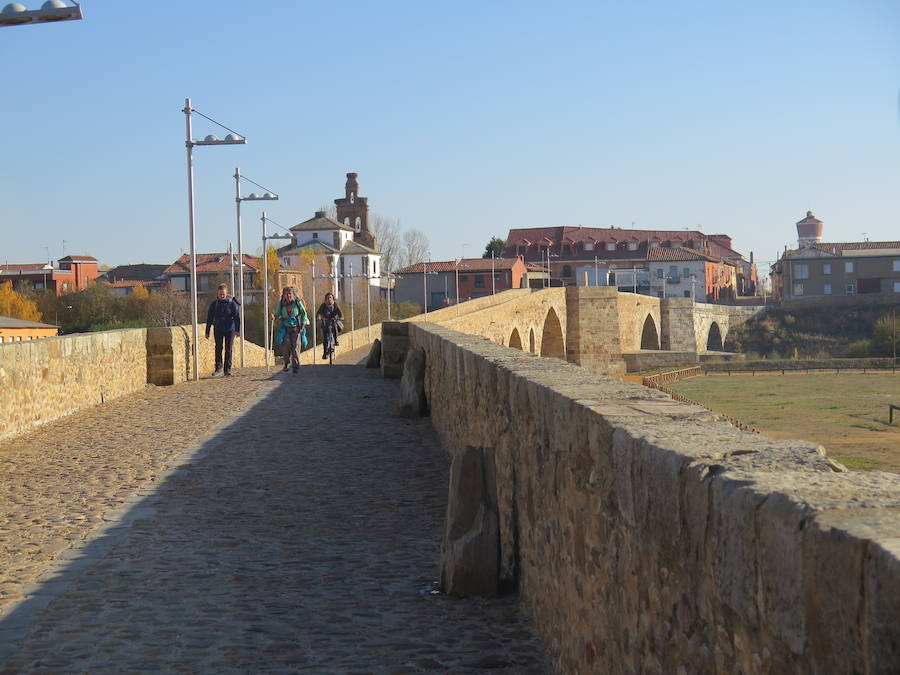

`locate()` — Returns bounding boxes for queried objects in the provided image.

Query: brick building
[503,226,754,300]
[0,255,100,295]
[163,253,260,297]
[394,257,529,310]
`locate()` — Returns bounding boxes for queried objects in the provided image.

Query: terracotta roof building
[163,253,260,295]
[393,257,531,310]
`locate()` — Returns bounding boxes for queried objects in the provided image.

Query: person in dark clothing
[205,283,240,377]
[316,292,343,360]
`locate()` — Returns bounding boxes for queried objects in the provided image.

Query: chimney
[314,210,326,218]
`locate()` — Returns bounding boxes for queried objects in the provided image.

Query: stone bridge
[0,305,898,673]
[412,287,760,376]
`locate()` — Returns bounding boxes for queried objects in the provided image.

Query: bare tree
[398,229,430,269]
[371,213,401,272]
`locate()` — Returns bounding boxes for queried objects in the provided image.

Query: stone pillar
[660,298,698,352]
[564,286,626,376]
[380,321,409,379]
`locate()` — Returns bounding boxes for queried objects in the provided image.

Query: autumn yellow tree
[124,282,150,320]
[0,282,42,321]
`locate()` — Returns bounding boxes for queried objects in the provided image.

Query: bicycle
[321,316,338,365]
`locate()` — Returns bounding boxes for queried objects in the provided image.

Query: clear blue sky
[2,0,899,274]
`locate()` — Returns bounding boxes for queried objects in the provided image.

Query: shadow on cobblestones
[0,365,549,673]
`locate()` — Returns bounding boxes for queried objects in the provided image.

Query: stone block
[396,347,427,417]
[441,446,499,597]
[381,321,410,337]
[365,338,382,369]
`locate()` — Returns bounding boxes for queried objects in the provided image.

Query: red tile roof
[505,226,707,247]
[394,258,523,274]
[58,255,98,262]
[808,241,900,254]
[163,253,260,276]
[648,247,720,263]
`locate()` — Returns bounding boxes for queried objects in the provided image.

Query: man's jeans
[214,329,235,373]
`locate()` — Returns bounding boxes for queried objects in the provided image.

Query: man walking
[205,283,240,377]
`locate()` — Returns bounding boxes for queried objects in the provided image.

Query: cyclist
[316,292,344,360]
[271,286,309,373]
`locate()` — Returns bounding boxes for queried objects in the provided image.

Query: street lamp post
[261,212,292,369]
[183,98,246,381]
[228,242,235,295]
[234,168,278,368]
[423,261,429,317]
[348,263,355,350]
[455,260,470,317]
[0,1,82,27]
[491,252,496,296]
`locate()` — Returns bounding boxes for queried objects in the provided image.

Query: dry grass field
[668,373,900,473]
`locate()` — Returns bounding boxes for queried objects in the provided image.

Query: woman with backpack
[271,286,309,373]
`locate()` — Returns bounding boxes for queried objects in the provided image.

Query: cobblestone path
[0,365,549,673]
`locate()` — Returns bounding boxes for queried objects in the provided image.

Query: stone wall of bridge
[402,321,900,674]
[0,326,268,440]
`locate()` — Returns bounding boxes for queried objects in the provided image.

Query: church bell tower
[334,172,376,249]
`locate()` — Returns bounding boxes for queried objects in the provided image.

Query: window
[823,263,831,275]
[683,290,691,298]
[893,260,900,272]
[656,269,664,279]
[793,282,804,296]
[651,241,660,248]
[562,265,572,278]
[627,242,638,251]
[668,265,678,279]
[350,192,355,204]
[372,260,377,275]
[584,242,594,251]
[846,283,856,295]
[793,263,809,279]
[606,242,616,251]
[894,281,900,292]
[474,275,485,288]
[845,261,854,273]
[683,268,690,277]
[344,217,350,226]
[824,284,832,295]
[312,232,318,239]
[354,217,361,231]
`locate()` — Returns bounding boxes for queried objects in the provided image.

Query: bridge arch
[509,328,523,351]
[529,328,536,354]
[706,322,723,351]
[640,314,660,350]
[540,308,565,359]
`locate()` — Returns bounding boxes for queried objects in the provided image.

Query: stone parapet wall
[406,322,900,674]
[622,350,699,371]
[149,326,268,384]
[0,326,271,440]
[0,329,149,440]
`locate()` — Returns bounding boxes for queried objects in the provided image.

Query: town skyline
[3,1,899,270]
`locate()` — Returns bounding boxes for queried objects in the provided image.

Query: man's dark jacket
[205,297,240,336]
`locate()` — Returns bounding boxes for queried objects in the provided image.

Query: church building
[279,173,382,302]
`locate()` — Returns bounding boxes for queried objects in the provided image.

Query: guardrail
[642,366,701,387]
[643,366,759,434]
